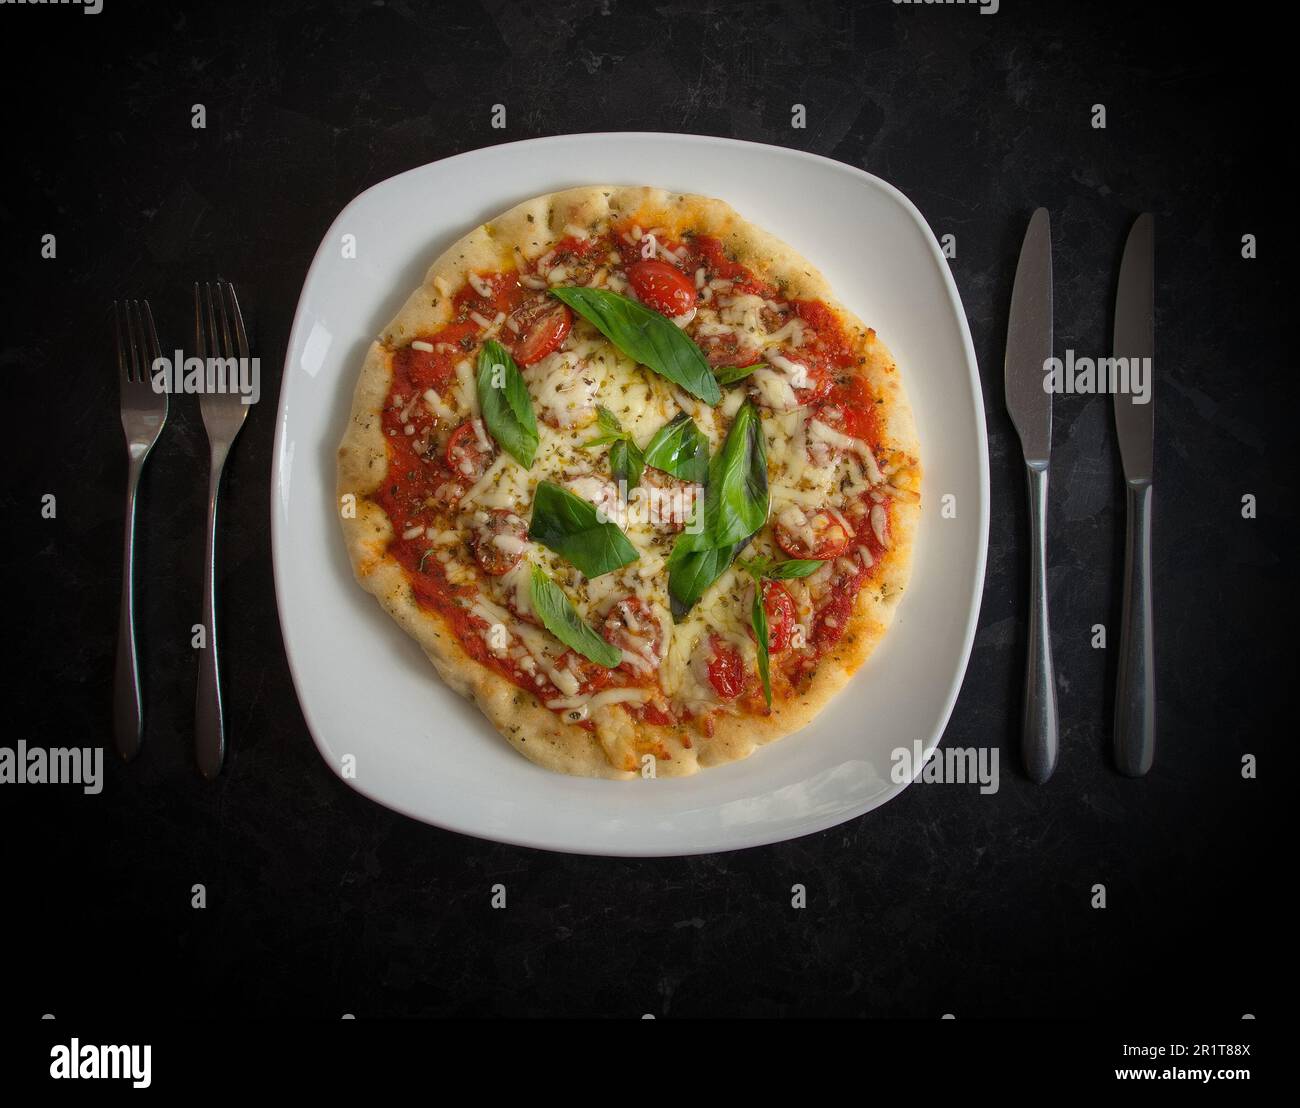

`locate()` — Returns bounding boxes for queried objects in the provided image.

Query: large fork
[114,300,169,762]
[194,281,252,779]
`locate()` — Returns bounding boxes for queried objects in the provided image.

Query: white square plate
[272,133,988,856]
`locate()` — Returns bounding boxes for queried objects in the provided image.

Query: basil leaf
[609,437,645,492]
[666,402,769,618]
[752,580,772,709]
[709,400,768,546]
[682,399,768,554]
[595,406,622,437]
[581,406,644,490]
[527,481,639,578]
[642,413,709,485]
[765,558,825,580]
[529,566,620,668]
[549,286,721,405]
[714,363,765,386]
[667,537,751,621]
[580,432,623,448]
[476,339,538,468]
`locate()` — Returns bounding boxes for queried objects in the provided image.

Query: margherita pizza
[337,186,921,778]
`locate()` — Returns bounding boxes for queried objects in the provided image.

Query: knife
[1004,208,1059,783]
[1112,214,1156,776]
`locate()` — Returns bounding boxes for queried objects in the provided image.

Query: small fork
[114,300,169,762]
[194,281,252,779]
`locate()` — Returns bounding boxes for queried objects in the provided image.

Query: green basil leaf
[667,537,751,621]
[527,481,639,579]
[595,405,623,437]
[581,406,644,490]
[642,412,709,485]
[476,339,538,469]
[549,286,721,405]
[752,580,772,709]
[684,399,768,554]
[580,433,622,449]
[714,363,766,386]
[529,566,621,668]
[666,402,769,618]
[609,437,644,492]
[710,400,768,546]
[765,558,825,580]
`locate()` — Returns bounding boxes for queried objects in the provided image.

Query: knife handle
[1114,481,1155,776]
[1022,462,1059,783]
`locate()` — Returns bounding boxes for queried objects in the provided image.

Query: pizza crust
[337,186,920,779]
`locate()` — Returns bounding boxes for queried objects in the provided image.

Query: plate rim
[270,131,990,856]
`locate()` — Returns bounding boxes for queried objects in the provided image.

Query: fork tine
[194,283,207,362]
[141,300,164,397]
[123,300,143,383]
[114,300,129,384]
[214,279,235,361]
[134,300,150,383]
[224,282,249,359]
[141,300,161,364]
[203,282,221,366]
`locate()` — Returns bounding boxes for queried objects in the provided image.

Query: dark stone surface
[1,0,1288,1018]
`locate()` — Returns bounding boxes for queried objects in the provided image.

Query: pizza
[337,186,921,779]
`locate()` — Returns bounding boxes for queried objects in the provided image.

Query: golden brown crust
[337,186,920,779]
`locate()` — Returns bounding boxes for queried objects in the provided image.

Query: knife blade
[1112,214,1156,776]
[1005,208,1053,464]
[1004,208,1059,783]
[1114,214,1154,481]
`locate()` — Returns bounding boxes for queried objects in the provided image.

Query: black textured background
[1,0,1289,1019]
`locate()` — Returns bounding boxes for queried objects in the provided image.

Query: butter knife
[1004,208,1059,783]
[1112,214,1156,776]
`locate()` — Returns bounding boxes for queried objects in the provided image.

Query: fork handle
[195,443,230,779]
[114,457,145,761]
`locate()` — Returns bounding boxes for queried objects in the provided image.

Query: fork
[194,281,252,779]
[114,300,169,762]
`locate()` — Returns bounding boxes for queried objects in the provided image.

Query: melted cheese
[750,367,799,411]
[460,451,528,510]
[454,358,478,417]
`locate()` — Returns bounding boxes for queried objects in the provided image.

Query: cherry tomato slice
[509,298,572,365]
[749,581,796,654]
[601,596,663,674]
[470,509,528,576]
[627,259,698,318]
[445,420,495,480]
[705,634,745,700]
[773,508,853,560]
